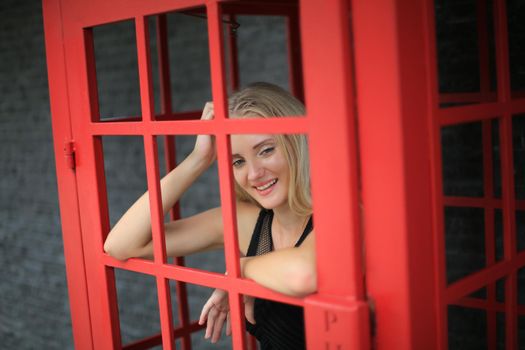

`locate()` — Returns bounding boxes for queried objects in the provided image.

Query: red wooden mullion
[155,13,193,349]
[443,196,501,208]
[52,16,125,349]
[75,24,125,350]
[136,15,176,349]
[437,98,525,126]
[89,117,309,136]
[482,120,497,349]
[493,0,519,347]
[452,296,525,315]
[207,2,247,349]
[304,0,363,300]
[422,0,449,346]
[302,0,371,348]
[444,252,525,304]
[353,0,441,348]
[42,0,96,348]
[65,0,205,28]
[103,254,306,308]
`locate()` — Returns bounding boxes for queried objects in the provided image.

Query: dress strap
[294,215,313,247]
[246,209,271,257]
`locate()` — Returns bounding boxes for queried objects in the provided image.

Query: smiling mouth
[255,179,278,191]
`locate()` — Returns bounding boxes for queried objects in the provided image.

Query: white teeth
[256,179,277,191]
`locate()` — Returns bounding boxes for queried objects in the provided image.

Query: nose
[247,160,264,181]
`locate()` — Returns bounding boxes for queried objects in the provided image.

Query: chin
[256,197,288,211]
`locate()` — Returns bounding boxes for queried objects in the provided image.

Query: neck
[272,205,308,235]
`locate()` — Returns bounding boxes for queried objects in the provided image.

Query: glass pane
[92,20,142,120]
[496,312,505,350]
[507,0,525,98]
[147,8,212,117]
[115,270,161,346]
[495,209,504,261]
[102,136,147,229]
[469,287,487,299]
[518,267,525,306]
[517,210,525,253]
[435,0,497,107]
[519,316,525,350]
[235,16,290,91]
[496,277,505,303]
[224,13,305,118]
[448,305,487,349]
[445,206,486,284]
[441,122,484,197]
[513,115,525,200]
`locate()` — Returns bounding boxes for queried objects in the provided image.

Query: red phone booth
[42,0,524,349]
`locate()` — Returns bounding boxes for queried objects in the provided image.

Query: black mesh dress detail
[245,209,313,350]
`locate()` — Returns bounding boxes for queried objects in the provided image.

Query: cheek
[272,157,289,177]
[232,169,244,185]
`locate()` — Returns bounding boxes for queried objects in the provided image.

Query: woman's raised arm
[104,103,221,260]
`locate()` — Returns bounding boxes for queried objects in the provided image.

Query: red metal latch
[64,141,76,170]
[304,295,371,349]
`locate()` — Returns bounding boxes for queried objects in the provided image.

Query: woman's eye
[232,159,244,168]
[260,147,275,156]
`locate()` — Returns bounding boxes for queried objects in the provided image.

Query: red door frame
[43,0,370,349]
[352,0,439,348]
[353,0,525,349]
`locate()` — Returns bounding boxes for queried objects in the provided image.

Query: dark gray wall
[0,0,71,348]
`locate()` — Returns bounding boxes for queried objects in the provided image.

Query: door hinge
[64,141,76,170]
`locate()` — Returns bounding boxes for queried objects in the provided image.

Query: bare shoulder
[235,201,262,256]
[301,229,315,248]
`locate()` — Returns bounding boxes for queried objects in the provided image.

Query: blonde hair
[229,82,312,217]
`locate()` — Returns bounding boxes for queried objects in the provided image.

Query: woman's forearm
[103,152,210,260]
[241,246,317,297]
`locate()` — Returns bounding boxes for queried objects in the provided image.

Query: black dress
[245,209,313,350]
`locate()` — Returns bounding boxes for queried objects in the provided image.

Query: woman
[104,82,316,349]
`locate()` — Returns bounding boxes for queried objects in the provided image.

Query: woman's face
[230,134,290,210]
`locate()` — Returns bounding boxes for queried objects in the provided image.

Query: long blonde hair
[229,82,312,217]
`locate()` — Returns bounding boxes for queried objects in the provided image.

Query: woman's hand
[199,288,256,343]
[191,102,216,168]
[199,288,230,343]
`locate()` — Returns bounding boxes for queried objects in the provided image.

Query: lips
[253,179,278,196]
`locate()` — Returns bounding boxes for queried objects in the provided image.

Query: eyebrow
[231,138,275,158]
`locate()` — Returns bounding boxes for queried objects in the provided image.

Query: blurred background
[1,0,525,349]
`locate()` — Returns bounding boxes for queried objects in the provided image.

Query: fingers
[199,299,214,325]
[226,313,232,336]
[211,310,228,343]
[204,306,219,339]
[201,288,231,342]
[204,306,228,343]
[244,296,256,325]
[201,102,214,121]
